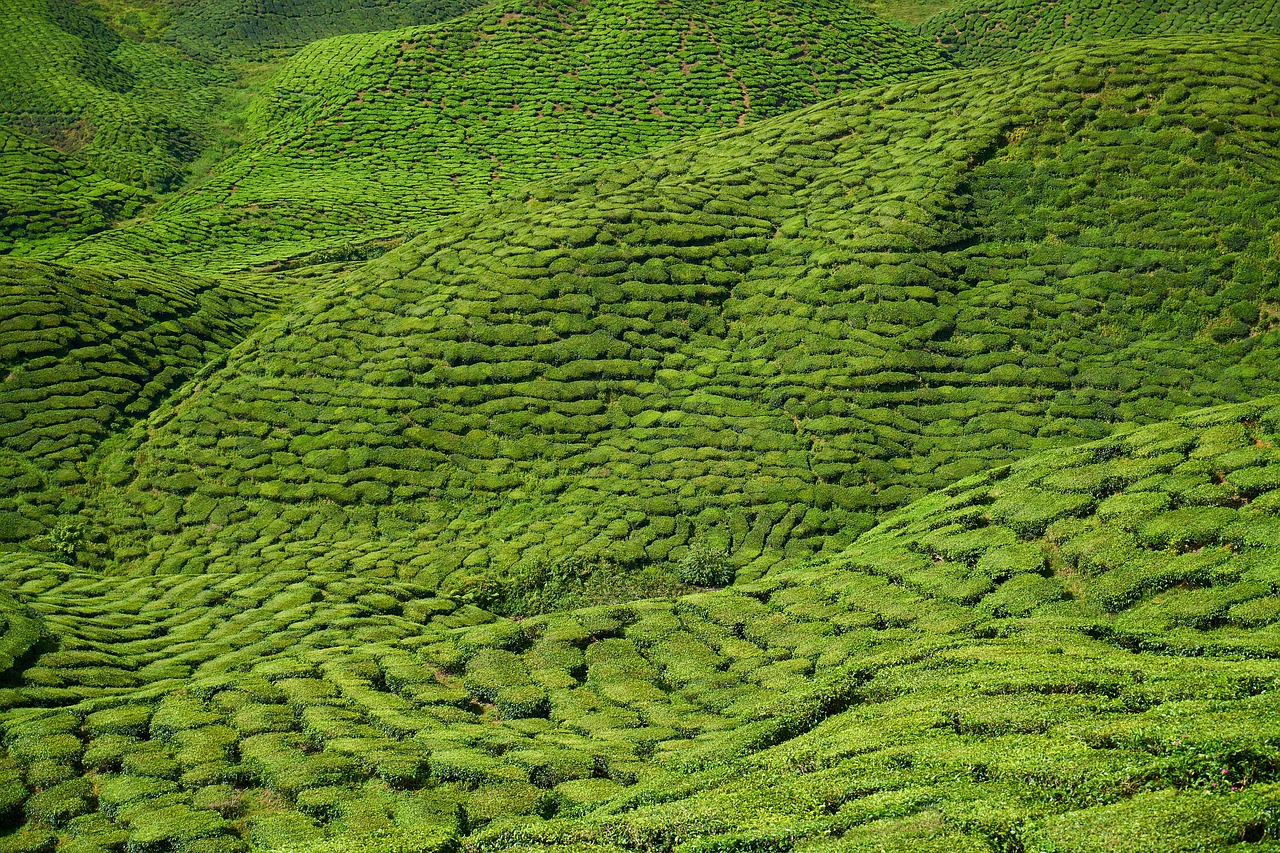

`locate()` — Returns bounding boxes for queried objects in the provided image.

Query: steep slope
[924,0,1280,66]
[78,36,1280,587]
[1,396,1278,851]
[0,259,284,552]
[59,0,951,270]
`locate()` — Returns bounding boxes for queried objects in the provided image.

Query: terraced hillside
[0,0,228,193]
[0,128,151,256]
[1,396,1279,852]
[925,0,1280,65]
[165,0,488,57]
[74,36,1280,592]
[58,0,951,270]
[4,1,1280,850]
[0,0,490,262]
[0,259,286,553]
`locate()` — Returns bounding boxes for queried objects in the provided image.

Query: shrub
[677,539,734,587]
[48,517,85,563]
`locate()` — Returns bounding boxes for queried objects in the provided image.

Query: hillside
[68,36,1280,593]
[0,258,287,554]
[165,0,487,58]
[4,0,1280,849]
[55,0,951,270]
[0,0,230,193]
[0,0,492,258]
[1,396,1278,851]
[0,128,151,256]
[925,0,1280,66]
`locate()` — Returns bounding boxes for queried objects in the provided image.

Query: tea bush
[0,259,282,551]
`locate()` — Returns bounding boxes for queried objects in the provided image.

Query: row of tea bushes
[0,258,283,552]
[165,0,485,58]
[925,0,1280,67]
[3,399,1280,850]
[0,0,227,192]
[0,127,150,255]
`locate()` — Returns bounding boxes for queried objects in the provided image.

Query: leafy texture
[1,397,1279,850]
[926,0,1280,66]
[3,1,1280,851]
[58,0,949,269]
[80,38,1280,590]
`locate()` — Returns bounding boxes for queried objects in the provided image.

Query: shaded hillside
[59,0,951,270]
[0,0,228,192]
[0,0,503,258]
[1,396,1278,851]
[0,128,151,255]
[76,36,1280,588]
[925,0,1280,66]
[0,260,285,552]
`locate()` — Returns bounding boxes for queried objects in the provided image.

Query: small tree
[49,517,85,564]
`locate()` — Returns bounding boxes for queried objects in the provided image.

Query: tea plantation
[925,0,1280,66]
[71,37,1280,593]
[0,0,231,193]
[2,396,1280,852]
[3,0,1280,849]
[165,0,488,58]
[0,258,293,556]
[57,0,950,271]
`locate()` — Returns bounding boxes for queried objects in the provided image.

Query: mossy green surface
[55,0,950,270]
[0,258,288,551]
[925,0,1280,67]
[3,0,1280,849]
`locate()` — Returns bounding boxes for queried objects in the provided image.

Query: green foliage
[23,778,92,827]
[2,3,1280,852]
[0,258,282,551]
[925,0,1280,67]
[79,36,1280,591]
[59,0,950,270]
[0,0,229,194]
[0,398,1279,851]
[46,518,84,564]
[165,0,485,58]
[677,539,734,588]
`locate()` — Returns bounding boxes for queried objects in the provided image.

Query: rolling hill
[69,36,1280,595]
[55,0,951,270]
[0,0,229,193]
[3,0,1280,850]
[0,0,492,259]
[0,258,287,553]
[0,128,151,256]
[165,0,488,58]
[925,0,1280,66]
